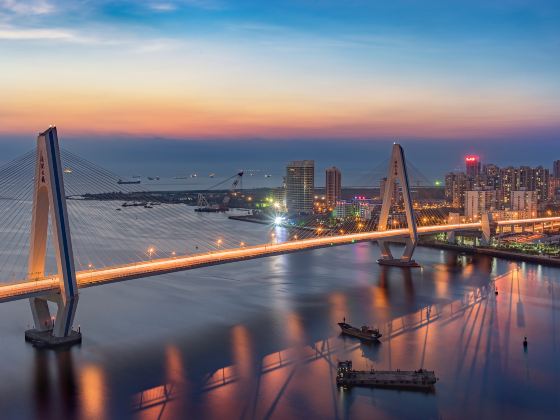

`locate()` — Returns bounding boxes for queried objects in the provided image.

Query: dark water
[1,241,560,419]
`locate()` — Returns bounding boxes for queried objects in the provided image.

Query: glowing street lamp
[147,247,155,260]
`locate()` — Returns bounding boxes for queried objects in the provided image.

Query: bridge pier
[447,231,456,244]
[377,238,420,267]
[24,127,81,348]
[480,212,496,246]
[376,143,420,268]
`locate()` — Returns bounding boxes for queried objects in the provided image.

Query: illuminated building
[482,163,501,189]
[465,189,497,217]
[554,160,560,179]
[333,200,356,218]
[445,172,468,208]
[465,155,481,178]
[511,189,537,213]
[353,196,376,220]
[532,166,550,203]
[325,167,341,208]
[286,160,314,214]
[499,166,517,209]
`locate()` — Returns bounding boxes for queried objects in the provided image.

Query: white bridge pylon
[377,143,420,267]
[26,127,80,345]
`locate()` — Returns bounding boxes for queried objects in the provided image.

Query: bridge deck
[0,223,480,303]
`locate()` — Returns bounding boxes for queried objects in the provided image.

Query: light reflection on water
[1,232,560,418]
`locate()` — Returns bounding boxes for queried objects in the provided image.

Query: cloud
[0,27,73,40]
[181,0,223,10]
[147,0,224,12]
[0,24,129,46]
[0,23,183,54]
[0,0,54,15]
[149,2,177,12]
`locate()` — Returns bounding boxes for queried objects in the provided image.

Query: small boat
[117,179,141,185]
[338,321,382,342]
[63,168,72,174]
[336,361,438,390]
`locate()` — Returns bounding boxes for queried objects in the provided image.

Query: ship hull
[337,370,437,390]
[338,323,381,342]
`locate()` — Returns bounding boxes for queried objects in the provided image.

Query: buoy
[523,337,528,347]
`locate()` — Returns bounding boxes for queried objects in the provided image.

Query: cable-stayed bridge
[0,127,558,346]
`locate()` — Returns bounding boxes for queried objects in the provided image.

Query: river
[0,207,559,419]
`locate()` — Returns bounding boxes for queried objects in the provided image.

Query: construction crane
[195,171,244,212]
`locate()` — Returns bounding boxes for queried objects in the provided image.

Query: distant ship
[209,173,215,178]
[147,176,160,181]
[117,179,141,185]
[190,173,198,178]
[264,174,272,178]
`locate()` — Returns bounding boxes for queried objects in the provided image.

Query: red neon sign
[465,155,479,162]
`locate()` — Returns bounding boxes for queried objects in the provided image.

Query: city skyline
[1,0,560,140]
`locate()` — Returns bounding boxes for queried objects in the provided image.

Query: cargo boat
[336,361,438,390]
[338,321,382,342]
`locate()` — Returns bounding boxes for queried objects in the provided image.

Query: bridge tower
[377,143,420,267]
[25,127,81,347]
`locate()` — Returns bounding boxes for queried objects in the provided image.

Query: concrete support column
[447,231,456,244]
[376,143,420,267]
[24,127,81,347]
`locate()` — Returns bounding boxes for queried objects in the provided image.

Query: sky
[1,0,560,143]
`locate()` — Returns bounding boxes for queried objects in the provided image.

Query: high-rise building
[511,190,537,214]
[465,155,481,178]
[499,166,518,209]
[325,167,341,209]
[465,189,497,218]
[482,163,501,190]
[286,160,314,214]
[445,172,468,208]
[553,160,560,179]
[532,166,550,203]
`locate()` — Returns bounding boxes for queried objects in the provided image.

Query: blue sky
[0,0,559,142]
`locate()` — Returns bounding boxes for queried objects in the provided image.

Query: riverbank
[420,240,560,267]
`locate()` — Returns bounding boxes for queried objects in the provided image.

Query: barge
[336,361,438,390]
